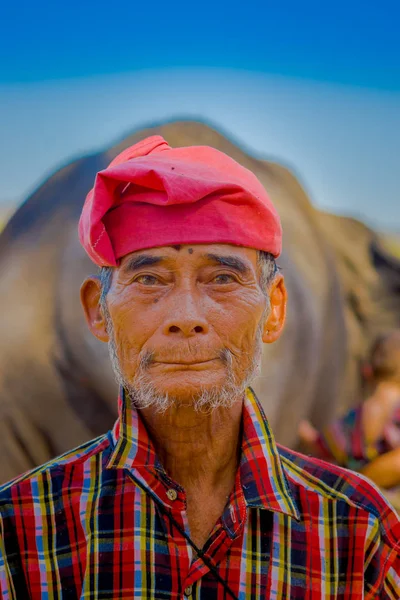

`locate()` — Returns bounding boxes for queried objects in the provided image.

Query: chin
[150,370,228,400]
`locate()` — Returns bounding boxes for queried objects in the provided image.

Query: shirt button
[166,488,178,501]
[184,585,192,596]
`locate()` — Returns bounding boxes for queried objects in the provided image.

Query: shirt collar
[106,388,161,472]
[106,387,299,521]
[239,388,299,520]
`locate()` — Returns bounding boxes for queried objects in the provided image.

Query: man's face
[82,244,286,409]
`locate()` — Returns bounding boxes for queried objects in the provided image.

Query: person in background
[298,330,400,498]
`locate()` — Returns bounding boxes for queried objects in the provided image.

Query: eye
[134,274,161,286]
[213,273,237,284]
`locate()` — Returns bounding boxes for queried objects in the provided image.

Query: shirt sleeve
[0,513,16,599]
[364,512,400,599]
[382,562,400,600]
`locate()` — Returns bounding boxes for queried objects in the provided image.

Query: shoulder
[278,444,400,548]
[0,433,110,503]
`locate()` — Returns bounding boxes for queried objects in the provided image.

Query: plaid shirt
[0,389,399,599]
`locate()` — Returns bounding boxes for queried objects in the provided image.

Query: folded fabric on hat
[79,135,282,266]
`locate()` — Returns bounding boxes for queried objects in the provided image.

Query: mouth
[152,358,220,369]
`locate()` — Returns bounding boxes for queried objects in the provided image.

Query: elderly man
[0,136,399,599]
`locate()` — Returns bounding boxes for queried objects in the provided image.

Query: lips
[153,358,218,366]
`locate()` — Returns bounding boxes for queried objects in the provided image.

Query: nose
[162,292,209,337]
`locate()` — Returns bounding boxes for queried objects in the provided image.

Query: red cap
[79,135,282,266]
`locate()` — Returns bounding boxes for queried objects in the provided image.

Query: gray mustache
[139,348,233,369]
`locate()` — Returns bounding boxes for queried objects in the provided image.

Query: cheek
[210,291,266,348]
[108,299,161,363]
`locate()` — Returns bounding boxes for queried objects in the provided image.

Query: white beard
[104,308,264,413]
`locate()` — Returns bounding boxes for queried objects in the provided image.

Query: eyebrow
[122,252,251,275]
[206,254,251,275]
[122,255,165,273]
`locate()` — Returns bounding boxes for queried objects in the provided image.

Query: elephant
[0,120,398,483]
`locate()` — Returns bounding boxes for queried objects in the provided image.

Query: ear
[80,276,110,343]
[262,274,287,344]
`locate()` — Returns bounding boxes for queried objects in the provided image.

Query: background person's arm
[360,447,400,489]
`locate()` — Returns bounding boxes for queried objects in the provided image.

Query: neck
[139,397,244,490]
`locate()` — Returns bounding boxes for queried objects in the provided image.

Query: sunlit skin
[81,243,287,547]
[360,447,400,489]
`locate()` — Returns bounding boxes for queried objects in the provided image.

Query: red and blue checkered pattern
[0,388,399,598]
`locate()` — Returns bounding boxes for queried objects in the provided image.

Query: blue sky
[2,0,399,89]
[1,1,399,230]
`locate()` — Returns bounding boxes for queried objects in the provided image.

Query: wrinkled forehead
[117,243,260,272]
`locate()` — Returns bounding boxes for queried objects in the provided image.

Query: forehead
[118,243,259,267]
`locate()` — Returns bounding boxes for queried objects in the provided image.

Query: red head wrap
[78,135,282,266]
